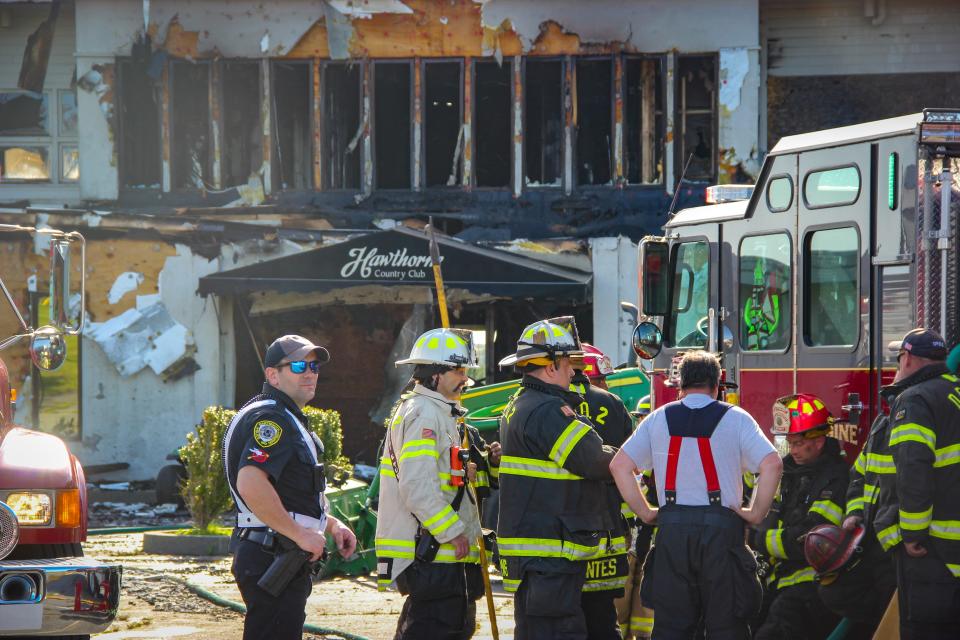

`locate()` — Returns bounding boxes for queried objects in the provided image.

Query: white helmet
[396,328,479,368]
[498,316,584,368]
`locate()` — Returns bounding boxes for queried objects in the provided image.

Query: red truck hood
[0,426,75,489]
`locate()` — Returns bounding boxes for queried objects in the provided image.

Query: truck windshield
[669,240,710,348]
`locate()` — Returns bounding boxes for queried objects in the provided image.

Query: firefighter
[817,385,901,640]
[570,343,634,640]
[497,317,617,639]
[611,350,782,639]
[886,328,960,639]
[751,393,848,640]
[375,327,493,640]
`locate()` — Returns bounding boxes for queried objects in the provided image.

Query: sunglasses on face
[283,360,323,374]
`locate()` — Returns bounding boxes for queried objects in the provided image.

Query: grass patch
[172,524,233,537]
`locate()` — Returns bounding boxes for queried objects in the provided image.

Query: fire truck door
[796,142,872,456]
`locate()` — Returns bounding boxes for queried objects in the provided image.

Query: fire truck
[632,109,959,457]
[0,226,121,638]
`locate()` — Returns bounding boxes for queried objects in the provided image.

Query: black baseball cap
[264,335,330,368]
[890,328,948,360]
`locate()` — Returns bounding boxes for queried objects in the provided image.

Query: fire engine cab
[633,109,960,458]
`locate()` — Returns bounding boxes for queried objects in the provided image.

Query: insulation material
[719,47,748,112]
[86,300,196,378]
[327,0,413,19]
[107,272,144,304]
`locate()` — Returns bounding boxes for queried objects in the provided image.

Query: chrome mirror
[632,321,663,360]
[29,325,66,371]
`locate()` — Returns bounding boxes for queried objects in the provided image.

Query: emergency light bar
[704,184,754,204]
[921,109,960,147]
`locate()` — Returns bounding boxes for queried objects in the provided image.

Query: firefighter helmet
[804,523,865,583]
[396,328,479,368]
[499,316,584,368]
[580,343,615,379]
[772,393,832,437]
[633,395,652,417]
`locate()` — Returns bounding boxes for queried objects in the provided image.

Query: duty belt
[237,511,326,532]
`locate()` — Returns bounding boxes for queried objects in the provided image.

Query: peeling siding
[718,47,761,181]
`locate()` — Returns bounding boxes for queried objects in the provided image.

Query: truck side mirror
[640,240,670,317]
[29,325,66,372]
[47,234,84,335]
[633,322,663,360]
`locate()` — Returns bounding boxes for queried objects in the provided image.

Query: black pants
[818,536,895,640]
[895,546,960,640]
[581,590,621,640]
[231,539,312,640]
[394,561,482,640]
[515,569,588,640]
[754,582,838,640]
[644,506,757,640]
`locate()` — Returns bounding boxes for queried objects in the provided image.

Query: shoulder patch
[247,447,269,463]
[894,409,906,421]
[422,428,435,438]
[561,405,576,418]
[253,420,283,448]
[820,490,833,500]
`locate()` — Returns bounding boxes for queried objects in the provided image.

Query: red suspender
[697,437,721,496]
[664,435,683,494]
[664,435,722,505]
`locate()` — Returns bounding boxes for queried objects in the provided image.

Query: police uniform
[498,375,618,639]
[224,383,327,640]
[571,377,634,640]
[888,361,960,638]
[751,438,847,639]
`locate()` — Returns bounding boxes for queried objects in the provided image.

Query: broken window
[58,90,77,136]
[524,59,562,187]
[374,62,411,189]
[0,146,49,181]
[474,59,512,189]
[171,61,211,189]
[272,62,312,190]
[625,57,664,185]
[0,91,48,136]
[222,62,263,187]
[678,55,716,182]
[322,62,361,190]
[60,144,78,181]
[576,58,612,186]
[424,61,462,187]
[118,59,161,188]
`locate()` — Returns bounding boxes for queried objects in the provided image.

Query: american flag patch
[561,405,575,417]
[422,428,435,438]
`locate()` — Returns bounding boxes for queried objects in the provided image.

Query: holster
[415,526,441,563]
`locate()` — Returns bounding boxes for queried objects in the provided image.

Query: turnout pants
[753,582,839,640]
[394,561,483,640]
[514,568,588,640]
[643,506,760,640]
[581,590,621,640]
[818,536,895,640]
[895,546,960,640]
[232,538,313,640]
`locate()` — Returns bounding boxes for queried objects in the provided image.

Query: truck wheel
[156,464,187,507]
[5,542,82,560]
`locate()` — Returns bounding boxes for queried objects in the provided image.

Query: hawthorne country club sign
[339,246,438,281]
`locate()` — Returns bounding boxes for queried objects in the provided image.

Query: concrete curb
[142,531,231,556]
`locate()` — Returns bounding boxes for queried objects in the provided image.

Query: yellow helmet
[396,328,479,368]
[498,316,584,368]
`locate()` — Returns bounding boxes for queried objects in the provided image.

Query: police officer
[887,328,960,638]
[497,317,618,639]
[751,394,848,639]
[224,335,357,640]
[571,343,634,640]
[817,385,901,640]
[610,350,782,639]
[375,327,496,640]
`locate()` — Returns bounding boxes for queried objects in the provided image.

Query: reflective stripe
[863,483,879,504]
[582,577,629,591]
[765,529,787,560]
[777,567,816,588]
[621,502,636,519]
[489,464,500,479]
[434,545,481,563]
[899,507,933,531]
[499,455,584,480]
[498,536,604,561]
[889,423,936,452]
[631,616,654,634]
[866,453,896,475]
[377,578,392,591]
[743,472,756,489]
[376,538,416,559]
[503,577,521,592]
[399,438,439,461]
[934,443,960,468]
[475,471,490,488]
[810,500,843,526]
[853,451,866,474]
[877,523,902,551]
[423,504,460,536]
[846,497,866,515]
[930,520,960,541]
[947,564,960,578]
[549,419,593,467]
[944,374,960,383]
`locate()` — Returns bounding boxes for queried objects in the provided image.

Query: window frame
[675,53,718,183]
[573,55,615,188]
[665,236,712,349]
[521,55,565,190]
[421,58,465,190]
[802,164,862,210]
[801,223,862,352]
[320,59,364,192]
[765,174,794,213]
[622,53,667,187]
[0,87,77,185]
[371,59,414,191]
[737,230,793,354]
[471,56,515,192]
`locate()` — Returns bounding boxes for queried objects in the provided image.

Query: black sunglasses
[283,360,323,374]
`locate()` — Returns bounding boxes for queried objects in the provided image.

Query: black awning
[199,227,591,302]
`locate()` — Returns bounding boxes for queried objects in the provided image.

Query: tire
[156,463,187,506]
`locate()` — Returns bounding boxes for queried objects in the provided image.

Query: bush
[303,406,353,486]
[180,406,236,532]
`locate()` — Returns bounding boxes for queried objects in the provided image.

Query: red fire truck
[632,109,959,458]
[0,227,121,638]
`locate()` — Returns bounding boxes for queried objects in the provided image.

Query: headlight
[5,492,52,526]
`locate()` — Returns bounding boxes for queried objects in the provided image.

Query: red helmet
[803,523,865,583]
[772,393,832,437]
[580,343,615,379]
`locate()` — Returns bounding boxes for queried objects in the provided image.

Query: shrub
[180,406,236,532]
[303,406,353,486]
